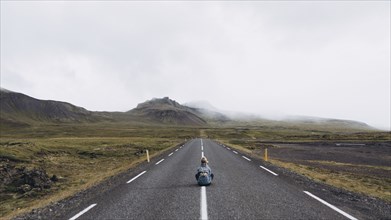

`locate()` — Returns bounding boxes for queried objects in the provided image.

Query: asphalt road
[63,139,360,220]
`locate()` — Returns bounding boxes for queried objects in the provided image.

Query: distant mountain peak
[129,97,207,125]
[135,97,182,110]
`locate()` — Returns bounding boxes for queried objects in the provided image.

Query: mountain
[0,89,108,126]
[0,88,376,130]
[0,90,207,126]
[126,97,207,126]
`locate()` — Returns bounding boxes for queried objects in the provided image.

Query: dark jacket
[195,163,214,186]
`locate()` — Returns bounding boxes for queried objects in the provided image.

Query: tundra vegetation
[0,123,198,218]
[1,122,390,218]
[206,127,391,203]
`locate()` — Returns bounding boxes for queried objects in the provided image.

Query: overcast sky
[1,1,390,129]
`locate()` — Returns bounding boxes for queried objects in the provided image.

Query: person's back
[195,157,214,186]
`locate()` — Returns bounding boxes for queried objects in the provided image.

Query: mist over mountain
[0,88,376,130]
[184,100,230,123]
[126,97,207,126]
[184,100,219,111]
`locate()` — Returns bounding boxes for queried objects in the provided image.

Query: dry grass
[215,136,391,203]
[4,155,146,219]
[0,126,195,219]
[215,139,252,154]
[307,160,391,171]
[269,159,391,202]
[1,123,389,218]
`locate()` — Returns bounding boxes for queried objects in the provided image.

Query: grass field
[0,123,390,218]
[0,123,199,218]
[207,127,391,203]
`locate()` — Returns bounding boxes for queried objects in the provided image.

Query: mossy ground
[1,123,389,218]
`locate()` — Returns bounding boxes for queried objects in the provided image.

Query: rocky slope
[127,97,207,126]
[0,89,108,126]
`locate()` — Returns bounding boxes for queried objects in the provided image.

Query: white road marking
[155,159,165,165]
[303,191,358,220]
[242,156,251,161]
[233,151,238,154]
[201,145,204,151]
[127,171,147,184]
[175,149,179,152]
[227,147,231,150]
[200,186,208,220]
[168,152,174,156]
[336,143,365,146]
[260,166,279,176]
[201,151,204,158]
[69,204,97,220]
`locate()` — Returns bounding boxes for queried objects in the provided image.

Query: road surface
[64,139,359,220]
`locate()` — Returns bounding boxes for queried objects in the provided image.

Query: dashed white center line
[242,156,251,161]
[175,149,179,152]
[155,159,165,165]
[201,145,204,151]
[227,147,231,150]
[260,166,279,176]
[200,186,208,220]
[304,191,358,220]
[168,152,174,156]
[201,151,204,158]
[69,204,97,220]
[233,151,238,154]
[127,171,147,184]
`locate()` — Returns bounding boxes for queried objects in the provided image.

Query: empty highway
[63,139,360,220]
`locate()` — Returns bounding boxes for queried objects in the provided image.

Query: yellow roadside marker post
[264,148,268,162]
[146,150,150,163]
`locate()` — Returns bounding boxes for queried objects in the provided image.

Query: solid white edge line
[242,156,251,161]
[127,171,147,184]
[233,151,238,154]
[200,186,208,220]
[303,191,358,220]
[168,152,174,156]
[69,204,97,220]
[260,166,279,176]
[155,159,165,165]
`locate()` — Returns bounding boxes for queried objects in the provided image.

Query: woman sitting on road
[195,156,214,186]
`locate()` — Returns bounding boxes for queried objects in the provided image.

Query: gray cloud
[1,1,390,129]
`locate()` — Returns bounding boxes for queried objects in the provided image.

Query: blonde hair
[201,156,208,164]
